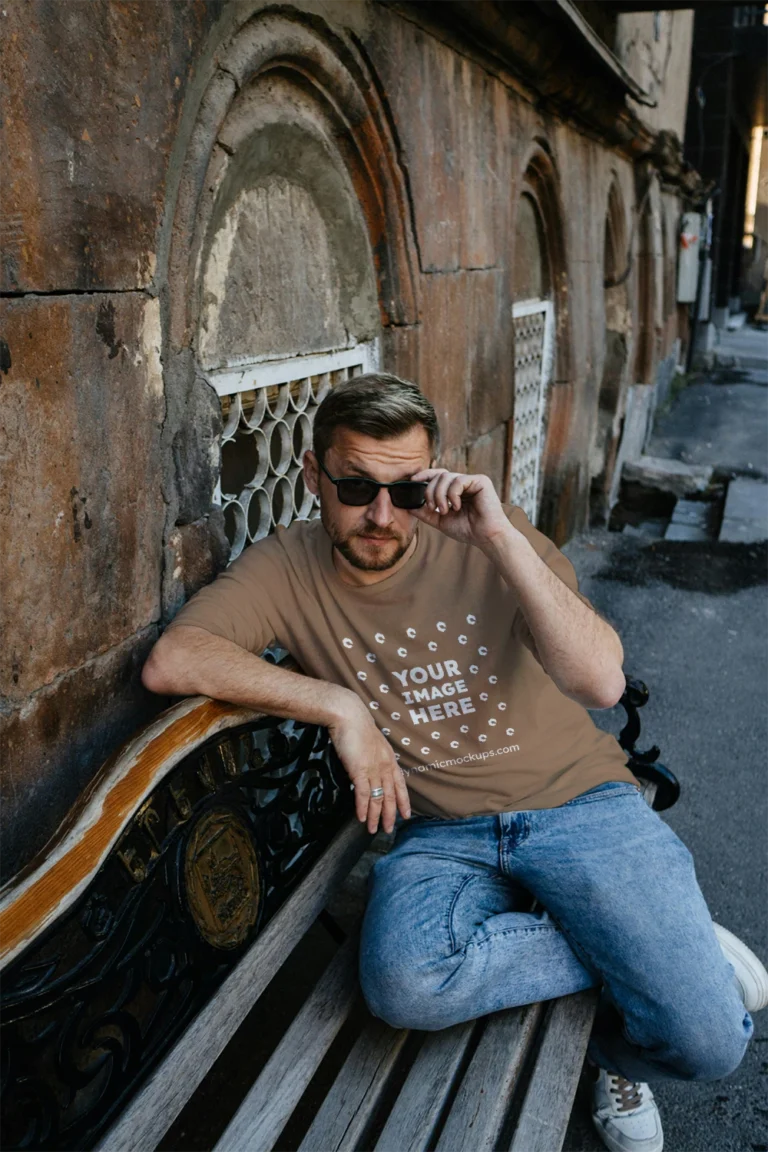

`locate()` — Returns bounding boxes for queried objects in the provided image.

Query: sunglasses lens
[391,483,427,509]
[336,479,379,506]
[334,476,428,508]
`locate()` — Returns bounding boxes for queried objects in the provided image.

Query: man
[143,373,766,1152]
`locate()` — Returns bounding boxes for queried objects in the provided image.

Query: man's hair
[311,373,441,465]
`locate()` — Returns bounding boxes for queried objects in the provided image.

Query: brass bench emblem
[184,808,261,948]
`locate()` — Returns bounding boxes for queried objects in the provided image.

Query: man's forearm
[141,625,358,728]
[481,525,625,709]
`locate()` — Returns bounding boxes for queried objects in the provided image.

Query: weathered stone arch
[514,139,573,385]
[659,194,679,344]
[156,10,420,614]
[165,10,420,354]
[589,177,632,524]
[512,140,575,542]
[633,168,664,385]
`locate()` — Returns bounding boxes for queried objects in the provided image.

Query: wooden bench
[0,667,678,1152]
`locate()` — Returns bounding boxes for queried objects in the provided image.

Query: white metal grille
[202,342,380,563]
[510,300,554,525]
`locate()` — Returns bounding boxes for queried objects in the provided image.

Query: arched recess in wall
[660,197,678,347]
[509,143,573,540]
[589,178,631,525]
[163,11,420,562]
[633,173,663,386]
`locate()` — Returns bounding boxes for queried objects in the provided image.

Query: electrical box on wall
[677,212,702,303]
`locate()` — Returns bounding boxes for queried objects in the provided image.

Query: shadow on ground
[597,539,767,594]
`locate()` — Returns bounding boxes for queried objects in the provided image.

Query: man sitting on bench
[142,373,767,1152]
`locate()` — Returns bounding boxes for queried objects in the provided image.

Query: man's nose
[366,487,394,525]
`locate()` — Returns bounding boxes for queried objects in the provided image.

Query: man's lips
[358,533,397,543]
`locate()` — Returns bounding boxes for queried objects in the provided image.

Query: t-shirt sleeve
[501,502,596,664]
[163,536,284,655]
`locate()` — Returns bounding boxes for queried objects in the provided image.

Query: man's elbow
[590,666,626,710]
[141,635,183,696]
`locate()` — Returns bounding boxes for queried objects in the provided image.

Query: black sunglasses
[318,460,428,509]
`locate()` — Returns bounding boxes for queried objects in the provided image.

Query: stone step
[622,456,714,499]
[719,478,768,543]
[664,497,713,541]
[664,522,710,541]
[669,499,711,528]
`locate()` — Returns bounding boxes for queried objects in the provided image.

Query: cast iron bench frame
[0,667,678,1152]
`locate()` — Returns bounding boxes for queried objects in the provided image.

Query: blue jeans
[358,781,753,1083]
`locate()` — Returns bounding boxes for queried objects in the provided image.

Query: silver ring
[370,787,384,799]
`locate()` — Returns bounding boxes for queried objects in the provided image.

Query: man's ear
[303,449,320,497]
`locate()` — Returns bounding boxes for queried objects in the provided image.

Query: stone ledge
[623,455,714,499]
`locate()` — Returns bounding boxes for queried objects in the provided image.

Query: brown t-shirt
[165,504,640,817]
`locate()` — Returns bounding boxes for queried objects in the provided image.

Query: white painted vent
[202,341,380,563]
[510,301,554,526]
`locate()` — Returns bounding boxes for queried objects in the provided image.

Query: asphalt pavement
[562,345,768,1152]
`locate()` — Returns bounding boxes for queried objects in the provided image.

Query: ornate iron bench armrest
[617,675,680,811]
[0,675,361,1152]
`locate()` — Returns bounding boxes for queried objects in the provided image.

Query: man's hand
[408,473,624,709]
[327,698,412,834]
[410,469,510,550]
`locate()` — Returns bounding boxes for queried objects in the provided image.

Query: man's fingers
[427,472,452,512]
[435,473,462,513]
[378,763,410,832]
[410,467,453,509]
[347,746,412,834]
[447,475,466,510]
[379,783,398,835]
[410,467,473,515]
[353,772,390,835]
[356,775,381,829]
[423,471,474,514]
[367,779,389,834]
[393,765,412,819]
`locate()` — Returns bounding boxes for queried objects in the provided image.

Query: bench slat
[298,1014,409,1152]
[98,817,370,1152]
[374,1020,476,1152]
[215,931,361,1152]
[435,1002,545,1152]
[508,987,600,1152]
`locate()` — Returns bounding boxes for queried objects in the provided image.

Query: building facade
[0,0,701,882]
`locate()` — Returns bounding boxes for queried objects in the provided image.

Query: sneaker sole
[592,1113,664,1152]
[713,922,768,1012]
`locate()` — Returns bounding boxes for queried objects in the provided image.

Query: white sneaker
[590,1063,663,1152]
[713,922,768,1012]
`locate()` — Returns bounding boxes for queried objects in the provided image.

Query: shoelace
[609,1074,644,1112]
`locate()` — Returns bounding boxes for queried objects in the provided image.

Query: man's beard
[322,511,416,572]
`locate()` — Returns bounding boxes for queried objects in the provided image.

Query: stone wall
[0,0,689,882]
[617,8,694,142]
